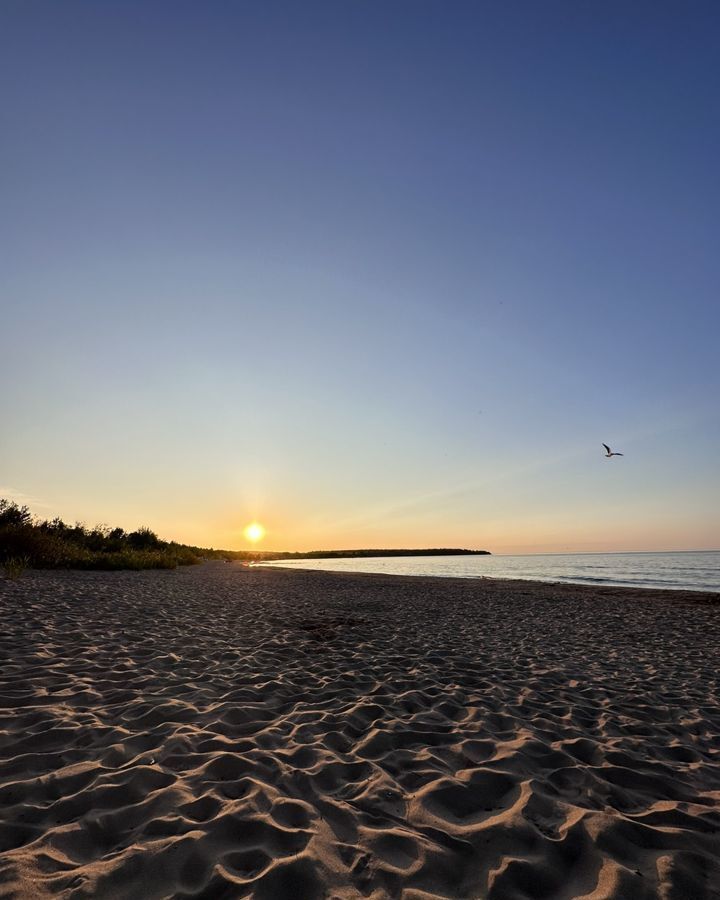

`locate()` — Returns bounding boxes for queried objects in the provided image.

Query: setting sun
[243,522,266,544]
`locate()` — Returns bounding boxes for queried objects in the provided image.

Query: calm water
[265,551,720,592]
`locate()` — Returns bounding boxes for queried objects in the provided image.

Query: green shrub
[127,527,161,550]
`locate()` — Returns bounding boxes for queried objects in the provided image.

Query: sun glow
[243,521,266,544]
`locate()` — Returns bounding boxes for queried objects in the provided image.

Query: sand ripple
[1,564,719,898]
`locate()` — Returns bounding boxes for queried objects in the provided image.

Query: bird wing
[602,443,611,454]
[615,452,624,456]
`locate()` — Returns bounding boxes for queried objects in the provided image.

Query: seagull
[602,443,624,458]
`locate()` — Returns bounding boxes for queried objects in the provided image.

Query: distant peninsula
[249,548,491,561]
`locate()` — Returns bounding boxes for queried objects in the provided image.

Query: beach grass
[3,555,29,580]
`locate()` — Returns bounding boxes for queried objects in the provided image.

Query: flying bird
[602,443,624,458]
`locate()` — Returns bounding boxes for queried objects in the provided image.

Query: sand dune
[1,562,719,898]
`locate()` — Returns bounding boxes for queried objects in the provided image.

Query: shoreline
[257,561,720,598]
[2,562,719,898]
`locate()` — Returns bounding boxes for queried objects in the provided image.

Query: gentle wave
[264,551,720,592]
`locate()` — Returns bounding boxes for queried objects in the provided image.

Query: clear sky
[2,2,719,553]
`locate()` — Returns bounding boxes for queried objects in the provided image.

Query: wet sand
[1,562,719,899]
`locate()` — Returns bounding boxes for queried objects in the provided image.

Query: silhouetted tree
[0,500,33,528]
[127,527,161,550]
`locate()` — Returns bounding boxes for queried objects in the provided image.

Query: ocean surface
[264,550,720,593]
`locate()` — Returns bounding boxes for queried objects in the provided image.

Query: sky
[2,1,719,553]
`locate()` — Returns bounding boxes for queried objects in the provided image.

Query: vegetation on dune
[0,500,203,573]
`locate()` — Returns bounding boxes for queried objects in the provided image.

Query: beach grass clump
[3,556,29,580]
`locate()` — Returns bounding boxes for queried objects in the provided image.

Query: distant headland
[247,548,491,561]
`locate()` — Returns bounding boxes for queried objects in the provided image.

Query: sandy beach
[1,562,719,899]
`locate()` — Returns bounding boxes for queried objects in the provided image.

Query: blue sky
[2,2,718,551]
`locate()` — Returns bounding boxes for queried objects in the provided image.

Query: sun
[243,521,266,544]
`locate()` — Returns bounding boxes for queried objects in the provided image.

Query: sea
[264,550,720,593]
